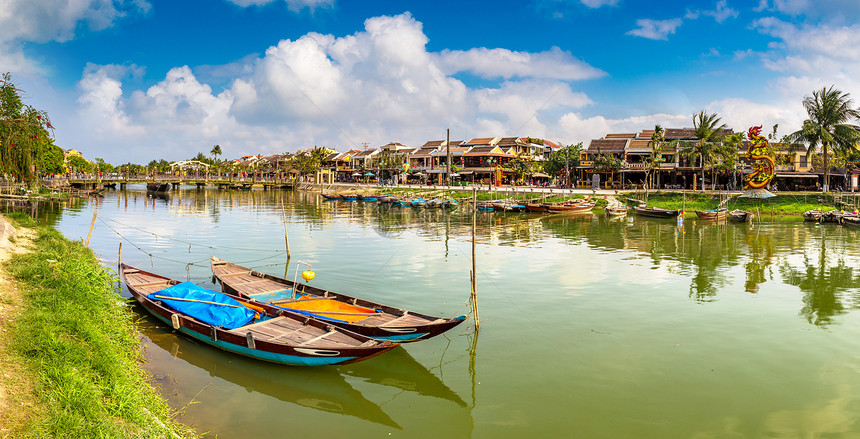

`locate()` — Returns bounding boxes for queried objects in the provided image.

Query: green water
[49,186,860,438]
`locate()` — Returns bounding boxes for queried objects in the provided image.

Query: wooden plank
[300,330,337,346]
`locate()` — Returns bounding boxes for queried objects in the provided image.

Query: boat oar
[151,295,241,308]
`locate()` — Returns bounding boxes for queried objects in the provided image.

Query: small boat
[103,183,117,189]
[547,202,595,213]
[411,197,427,208]
[146,182,170,192]
[695,208,727,221]
[360,195,378,202]
[525,202,549,213]
[321,193,342,200]
[605,205,628,216]
[843,215,860,227]
[87,188,105,196]
[121,264,397,366]
[802,209,822,222]
[211,257,467,342]
[633,206,680,218]
[728,209,754,222]
[341,194,360,201]
[442,198,459,209]
[821,210,844,224]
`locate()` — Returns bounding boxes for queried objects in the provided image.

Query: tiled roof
[430,147,471,156]
[587,138,628,152]
[463,137,497,146]
[638,130,655,138]
[354,149,378,157]
[604,133,636,139]
[422,140,444,148]
[626,139,653,153]
[496,137,521,147]
[410,149,435,158]
[664,128,697,139]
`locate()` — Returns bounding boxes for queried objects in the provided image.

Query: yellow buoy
[302,270,315,282]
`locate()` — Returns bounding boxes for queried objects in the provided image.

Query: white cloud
[627,18,683,41]
[0,0,150,45]
[557,112,689,147]
[580,0,620,8]
[225,0,333,13]
[436,47,605,81]
[703,0,738,23]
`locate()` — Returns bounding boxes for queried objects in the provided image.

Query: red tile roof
[587,139,628,152]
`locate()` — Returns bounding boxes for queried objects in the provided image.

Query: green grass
[621,191,855,216]
[3,212,195,439]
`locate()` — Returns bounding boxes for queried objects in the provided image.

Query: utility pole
[446,128,452,187]
[565,146,570,188]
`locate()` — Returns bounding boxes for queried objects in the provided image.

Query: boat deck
[228,317,372,348]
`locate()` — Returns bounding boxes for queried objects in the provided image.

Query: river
[39,186,860,438]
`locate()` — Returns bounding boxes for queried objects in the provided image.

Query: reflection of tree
[743,229,776,294]
[683,221,741,302]
[780,255,858,327]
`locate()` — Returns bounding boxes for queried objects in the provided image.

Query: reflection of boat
[843,216,860,227]
[340,346,466,407]
[695,208,727,221]
[211,257,466,342]
[803,209,822,222]
[121,264,397,366]
[140,314,401,429]
[88,188,105,196]
[728,209,754,222]
[633,206,680,218]
[146,182,170,192]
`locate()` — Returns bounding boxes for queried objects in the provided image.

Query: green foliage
[210,144,222,161]
[592,152,624,172]
[543,143,582,182]
[36,144,65,175]
[0,73,56,185]
[290,147,329,175]
[116,162,145,175]
[675,110,730,191]
[66,155,93,173]
[506,157,536,181]
[786,86,860,191]
[146,159,170,173]
[4,222,195,438]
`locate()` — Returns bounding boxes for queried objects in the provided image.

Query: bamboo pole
[151,295,242,308]
[281,198,291,260]
[471,187,480,330]
[85,200,98,248]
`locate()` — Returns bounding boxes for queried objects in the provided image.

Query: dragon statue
[743,125,775,189]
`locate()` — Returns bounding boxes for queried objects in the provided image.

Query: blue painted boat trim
[149,312,357,366]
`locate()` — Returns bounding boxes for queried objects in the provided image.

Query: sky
[4,0,860,164]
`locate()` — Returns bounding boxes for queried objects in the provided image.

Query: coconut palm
[676,111,728,191]
[210,144,222,162]
[645,124,665,191]
[786,86,860,192]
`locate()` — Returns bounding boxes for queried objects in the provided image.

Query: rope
[100,217,289,252]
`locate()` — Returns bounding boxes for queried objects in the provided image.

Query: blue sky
[4,0,860,164]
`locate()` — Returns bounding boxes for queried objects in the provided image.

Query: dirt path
[0,215,35,437]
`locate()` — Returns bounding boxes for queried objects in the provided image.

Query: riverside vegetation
[0,212,195,438]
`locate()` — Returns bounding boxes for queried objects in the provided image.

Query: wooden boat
[843,216,860,227]
[321,193,342,200]
[87,188,105,196]
[442,198,459,209]
[633,206,680,218]
[341,194,360,201]
[146,182,170,192]
[695,208,727,221]
[605,205,628,216]
[360,195,378,202]
[728,209,754,222]
[411,197,427,208]
[121,264,397,366]
[525,202,549,213]
[547,202,595,213]
[802,209,822,222]
[211,257,467,342]
[821,210,844,224]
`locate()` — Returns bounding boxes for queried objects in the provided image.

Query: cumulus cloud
[0,0,150,44]
[224,0,333,13]
[626,18,683,41]
[703,0,738,23]
[580,0,620,8]
[436,47,605,81]
[557,112,689,146]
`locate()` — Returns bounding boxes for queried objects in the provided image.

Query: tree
[676,110,728,191]
[645,125,665,191]
[592,148,625,188]
[786,86,860,192]
[93,158,115,175]
[544,143,582,186]
[211,144,222,162]
[67,155,94,173]
[0,72,56,185]
[506,157,536,184]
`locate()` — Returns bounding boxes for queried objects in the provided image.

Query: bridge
[57,174,297,190]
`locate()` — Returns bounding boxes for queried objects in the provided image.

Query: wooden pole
[281,199,291,260]
[85,200,98,248]
[471,188,480,330]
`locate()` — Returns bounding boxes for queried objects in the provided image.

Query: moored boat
[728,209,754,222]
[525,202,549,213]
[821,210,844,224]
[695,208,727,221]
[121,264,397,366]
[547,202,595,213]
[146,182,170,192]
[321,193,342,200]
[843,215,860,227]
[802,209,822,222]
[605,205,628,216]
[633,206,681,218]
[211,257,466,342]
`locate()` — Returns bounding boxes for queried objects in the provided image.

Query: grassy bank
[624,191,856,216]
[1,213,194,438]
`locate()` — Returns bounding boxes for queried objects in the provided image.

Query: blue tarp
[148,282,256,329]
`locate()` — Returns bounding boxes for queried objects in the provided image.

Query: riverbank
[308,183,858,216]
[0,213,195,438]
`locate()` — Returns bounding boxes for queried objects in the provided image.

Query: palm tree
[210,144,222,162]
[786,86,860,192]
[676,111,728,191]
[646,124,665,192]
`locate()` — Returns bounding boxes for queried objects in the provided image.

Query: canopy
[739,188,776,199]
[149,282,255,329]
[364,172,375,176]
[531,172,551,178]
[351,172,361,176]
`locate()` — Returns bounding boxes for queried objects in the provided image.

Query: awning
[530,172,550,178]
[776,173,818,178]
[351,172,361,176]
[427,169,447,174]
